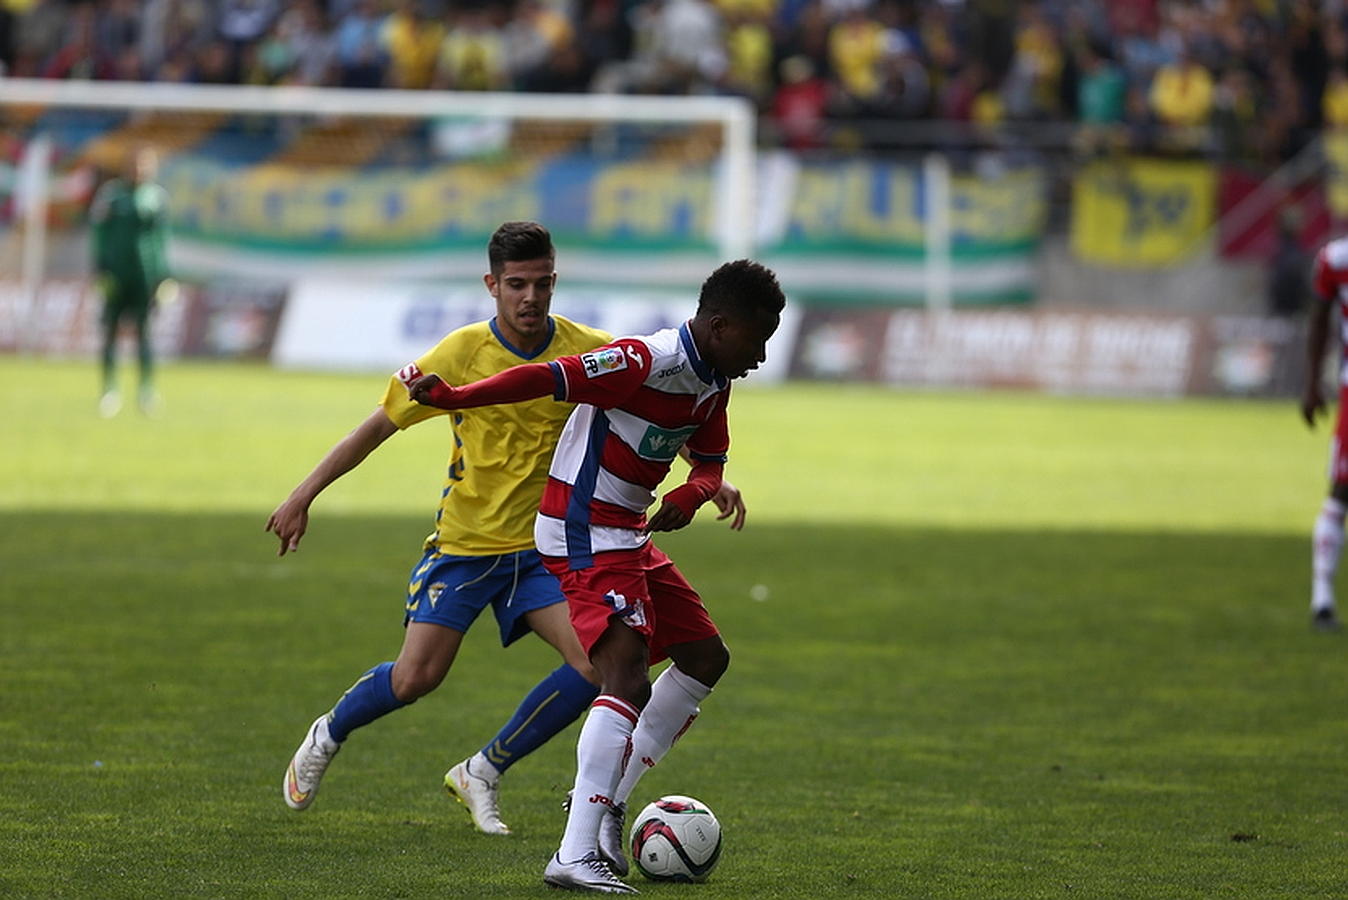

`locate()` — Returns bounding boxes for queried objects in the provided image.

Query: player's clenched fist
[408,373,458,408]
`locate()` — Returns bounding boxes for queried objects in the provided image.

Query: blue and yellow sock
[479,664,599,774]
[327,662,409,743]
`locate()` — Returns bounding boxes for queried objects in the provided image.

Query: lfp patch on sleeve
[394,362,423,386]
[580,347,628,378]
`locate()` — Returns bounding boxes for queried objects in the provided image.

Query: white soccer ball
[628,794,723,883]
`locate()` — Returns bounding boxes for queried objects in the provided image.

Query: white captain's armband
[579,347,628,378]
[394,362,424,386]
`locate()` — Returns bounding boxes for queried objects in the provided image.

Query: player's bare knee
[708,641,731,683]
[615,675,652,709]
[601,661,652,708]
[671,638,730,688]
[686,651,729,688]
[390,662,446,701]
[571,658,600,686]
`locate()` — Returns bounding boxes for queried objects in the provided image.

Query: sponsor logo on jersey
[580,347,628,378]
[637,424,699,461]
[656,362,686,378]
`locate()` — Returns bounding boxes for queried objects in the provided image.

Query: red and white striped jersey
[1313,237,1348,379]
[535,321,731,568]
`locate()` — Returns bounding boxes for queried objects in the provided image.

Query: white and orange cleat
[283,715,340,810]
[444,755,510,835]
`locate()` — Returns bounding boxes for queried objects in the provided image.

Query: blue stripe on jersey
[549,360,566,400]
[678,320,728,389]
[678,321,714,385]
[688,450,728,463]
[490,316,556,360]
[564,410,611,570]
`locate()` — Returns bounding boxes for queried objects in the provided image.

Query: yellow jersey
[380,315,611,556]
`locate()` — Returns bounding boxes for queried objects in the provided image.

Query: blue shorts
[403,547,564,646]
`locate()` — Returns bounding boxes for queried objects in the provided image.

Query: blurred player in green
[90,145,170,417]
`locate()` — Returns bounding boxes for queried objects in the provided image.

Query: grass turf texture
[1,357,1345,898]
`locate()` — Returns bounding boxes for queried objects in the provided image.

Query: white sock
[615,666,712,805]
[469,751,501,782]
[315,715,339,751]
[1313,498,1345,612]
[558,696,639,863]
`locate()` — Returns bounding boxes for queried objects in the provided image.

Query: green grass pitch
[2,357,1346,898]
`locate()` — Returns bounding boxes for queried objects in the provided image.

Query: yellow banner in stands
[1070,159,1215,266]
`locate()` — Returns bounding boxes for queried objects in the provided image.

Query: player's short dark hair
[696,259,786,321]
[488,221,555,275]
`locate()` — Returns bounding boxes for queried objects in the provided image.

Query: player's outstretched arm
[407,363,557,410]
[265,408,398,556]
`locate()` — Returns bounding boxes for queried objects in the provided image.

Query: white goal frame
[0,77,757,290]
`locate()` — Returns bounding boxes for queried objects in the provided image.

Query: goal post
[0,77,757,287]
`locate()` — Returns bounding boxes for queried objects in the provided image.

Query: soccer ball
[628,794,723,883]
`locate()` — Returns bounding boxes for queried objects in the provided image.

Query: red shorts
[543,542,719,665]
[1334,384,1348,484]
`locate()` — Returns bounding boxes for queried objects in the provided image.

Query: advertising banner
[883,310,1195,396]
[273,279,802,384]
[789,307,1305,398]
[163,152,1045,305]
[178,283,288,359]
[162,156,716,254]
[0,279,186,357]
[0,279,282,360]
[768,159,1044,255]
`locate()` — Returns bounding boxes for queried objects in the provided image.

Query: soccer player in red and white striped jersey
[409,260,785,892]
[1304,238,1348,632]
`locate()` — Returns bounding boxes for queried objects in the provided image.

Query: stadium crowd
[0,0,1343,159]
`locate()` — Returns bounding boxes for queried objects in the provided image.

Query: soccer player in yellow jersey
[267,222,745,835]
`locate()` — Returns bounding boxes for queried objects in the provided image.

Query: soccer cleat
[283,715,340,810]
[598,801,629,876]
[98,390,122,418]
[543,853,638,894]
[564,790,628,876]
[445,757,510,835]
[138,387,162,418]
[1312,607,1343,632]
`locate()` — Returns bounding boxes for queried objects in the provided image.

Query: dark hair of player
[696,259,787,321]
[488,221,555,276]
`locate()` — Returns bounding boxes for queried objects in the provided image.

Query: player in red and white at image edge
[1302,237,1348,632]
[407,259,785,893]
